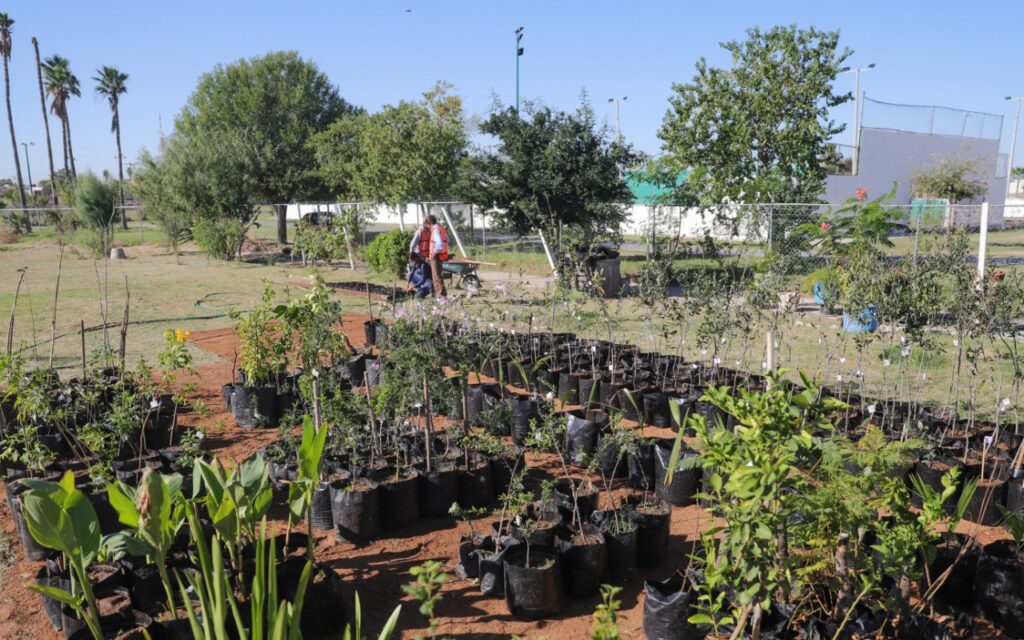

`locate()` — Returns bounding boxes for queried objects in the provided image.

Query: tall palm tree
[41,55,80,182]
[94,66,128,229]
[32,37,57,205]
[0,13,28,221]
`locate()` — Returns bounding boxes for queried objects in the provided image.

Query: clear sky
[1,0,1022,184]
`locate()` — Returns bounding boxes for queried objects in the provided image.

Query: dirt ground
[0,313,1013,640]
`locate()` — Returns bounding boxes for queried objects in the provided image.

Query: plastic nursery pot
[553,478,598,526]
[221,383,235,411]
[378,469,419,530]
[600,516,638,585]
[511,513,561,548]
[344,354,366,384]
[643,390,671,428]
[973,540,1024,635]
[595,431,628,479]
[632,500,672,568]
[503,547,564,620]
[330,477,380,545]
[230,385,277,428]
[1008,475,1024,516]
[478,541,517,597]
[555,524,606,598]
[35,564,67,631]
[654,440,699,507]
[417,466,458,518]
[466,383,502,423]
[912,458,962,512]
[489,455,522,498]
[627,440,657,491]
[8,480,51,561]
[643,573,701,640]
[565,411,599,465]
[578,376,600,409]
[457,533,491,579]
[963,477,1008,526]
[557,371,580,406]
[510,397,540,447]
[457,459,494,509]
[927,532,980,609]
[310,480,335,531]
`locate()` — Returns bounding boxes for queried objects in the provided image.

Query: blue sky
[1,0,1022,184]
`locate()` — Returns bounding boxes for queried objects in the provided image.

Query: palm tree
[32,37,57,205]
[41,55,80,182]
[0,13,28,222]
[94,66,129,229]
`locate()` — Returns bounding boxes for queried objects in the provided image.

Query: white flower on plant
[867,405,876,414]
[1002,398,1012,408]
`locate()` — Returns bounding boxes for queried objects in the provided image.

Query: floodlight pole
[1003,96,1019,204]
[515,27,524,114]
[841,64,875,175]
[608,97,627,143]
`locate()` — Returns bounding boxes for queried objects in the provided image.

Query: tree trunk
[115,103,127,230]
[3,55,28,216]
[64,107,77,181]
[60,114,69,179]
[32,37,57,206]
[277,204,287,245]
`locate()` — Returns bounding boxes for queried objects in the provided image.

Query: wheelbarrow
[441,259,486,289]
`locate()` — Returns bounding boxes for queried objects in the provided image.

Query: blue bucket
[843,306,878,333]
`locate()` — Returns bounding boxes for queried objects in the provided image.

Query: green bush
[192,217,246,260]
[365,229,412,276]
[74,173,119,256]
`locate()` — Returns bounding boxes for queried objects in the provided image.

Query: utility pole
[19,141,34,200]
[608,96,627,142]
[515,27,524,113]
[1003,94,1019,203]
[840,63,876,175]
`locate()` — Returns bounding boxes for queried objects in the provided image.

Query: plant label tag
[984,435,994,446]
[150,399,160,409]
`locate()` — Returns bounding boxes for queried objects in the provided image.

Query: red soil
[0,314,1012,639]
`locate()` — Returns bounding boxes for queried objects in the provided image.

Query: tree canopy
[311,81,466,206]
[463,99,638,241]
[658,25,852,207]
[911,156,988,203]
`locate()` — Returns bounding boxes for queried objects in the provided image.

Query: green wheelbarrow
[441,259,485,289]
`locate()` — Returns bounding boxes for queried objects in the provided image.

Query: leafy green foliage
[287,416,329,535]
[22,472,103,639]
[191,216,246,261]
[465,98,637,244]
[365,229,413,276]
[591,585,624,640]
[311,81,464,205]
[73,173,118,254]
[911,156,988,203]
[344,592,402,640]
[402,560,448,640]
[659,25,851,209]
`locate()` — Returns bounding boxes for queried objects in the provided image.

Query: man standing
[427,214,449,297]
[409,216,432,259]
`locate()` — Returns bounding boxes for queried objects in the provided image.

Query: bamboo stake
[48,243,65,368]
[6,269,25,355]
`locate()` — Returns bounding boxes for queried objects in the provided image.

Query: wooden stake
[80,319,87,380]
[48,243,65,368]
[119,277,130,372]
[364,278,374,323]
[6,269,25,355]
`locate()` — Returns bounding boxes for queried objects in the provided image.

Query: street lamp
[19,141,34,200]
[608,96,627,142]
[1003,94,1019,203]
[839,63,876,175]
[514,27,524,114]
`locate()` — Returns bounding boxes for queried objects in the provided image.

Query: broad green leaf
[107,482,140,528]
[27,584,80,608]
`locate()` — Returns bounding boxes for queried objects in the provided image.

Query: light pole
[19,141,34,200]
[839,63,876,175]
[1003,95,1019,201]
[514,27,524,114]
[608,96,627,142]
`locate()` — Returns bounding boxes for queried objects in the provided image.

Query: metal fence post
[765,206,774,373]
[977,202,990,279]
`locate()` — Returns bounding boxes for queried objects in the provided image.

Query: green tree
[311,80,466,222]
[93,66,129,229]
[659,25,851,211]
[911,156,988,203]
[41,54,80,181]
[0,13,27,214]
[173,51,359,244]
[464,97,637,248]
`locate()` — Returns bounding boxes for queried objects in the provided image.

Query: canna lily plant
[21,472,104,640]
[107,469,186,618]
[288,415,328,562]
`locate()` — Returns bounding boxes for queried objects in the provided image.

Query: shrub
[74,173,119,256]
[192,217,246,260]
[365,228,412,276]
